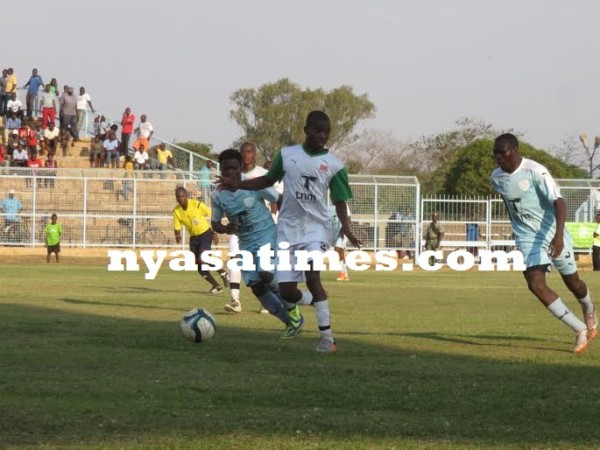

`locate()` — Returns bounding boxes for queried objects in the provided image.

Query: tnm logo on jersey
[296,175,317,203]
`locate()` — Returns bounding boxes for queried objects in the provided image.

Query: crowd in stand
[0,66,179,183]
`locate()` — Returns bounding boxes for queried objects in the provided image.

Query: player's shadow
[396,331,570,353]
[100,286,164,294]
[61,297,185,312]
[2,302,598,448]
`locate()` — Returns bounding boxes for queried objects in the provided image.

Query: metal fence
[421,179,600,255]
[0,170,420,251]
[3,168,598,254]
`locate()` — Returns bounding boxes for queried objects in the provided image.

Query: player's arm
[210,199,235,234]
[536,169,564,258]
[330,168,361,247]
[549,197,566,258]
[172,211,183,244]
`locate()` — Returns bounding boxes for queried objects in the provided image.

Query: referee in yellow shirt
[173,186,228,293]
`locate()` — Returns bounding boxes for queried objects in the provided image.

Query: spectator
[76,86,95,133]
[26,152,43,189]
[44,213,62,263]
[0,69,7,116]
[59,128,71,157]
[5,68,17,99]
[6,92,23,120]
[11,142,28,168]
[89,135,104,168]
[133,145,150,170]
[22,125,38,157]
[4,111,21,143]
[103,132,119,168]
[93,115,107,139]
[424,212,444,264]
[23,68,44,118]
[133,114,154,151]
[44,153,58,189]
[0,189,23,235]
[0,143,7,167]
[42,122,60,156]
[40,84,58,129]
[59,86,78,141]
[49,78,59,96]
[156,143,173,178]
[120,107,135,157]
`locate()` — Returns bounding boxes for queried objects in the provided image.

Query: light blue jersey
[211,186,279,252]
[491,157,576,273]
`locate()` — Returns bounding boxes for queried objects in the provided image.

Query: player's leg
[192,233,223,293]
[555,246,598,341]
[224,235,242,312]
[524,266,588,353]
[46,247,51,263]
[55,245,60,263]
[305,265,336,353]
[335,237,349,281]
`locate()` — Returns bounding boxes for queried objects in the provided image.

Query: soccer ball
[181,308,216,343]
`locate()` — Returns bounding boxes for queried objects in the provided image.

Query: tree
[230,78,375,161]
[444,139,587,196]
[336,129,413,174]
[173,141,215,171]
[408,117,518,194]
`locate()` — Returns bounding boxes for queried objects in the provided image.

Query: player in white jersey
[225,142,271,313]
[211,149,304,338]
[218,111,361,353]
[491,133,597,354]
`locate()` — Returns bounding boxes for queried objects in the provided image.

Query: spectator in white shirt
[133,115,154,151]
[76,86,95,133]
[6,92,23,119]
[133,145,150,170]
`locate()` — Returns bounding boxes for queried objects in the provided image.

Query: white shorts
[276,241,327,283]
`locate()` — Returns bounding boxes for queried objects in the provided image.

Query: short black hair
[305,110,330,128]
[494,133,519,152]
[240,142,256,152]
[219,149,242,164]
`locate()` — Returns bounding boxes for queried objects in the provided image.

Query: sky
[8,0,600,155]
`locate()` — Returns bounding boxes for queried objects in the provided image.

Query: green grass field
[1,259,599,449]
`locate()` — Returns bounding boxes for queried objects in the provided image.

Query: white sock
[340,262,347,276]
[548,298,586,332]
[228,267,241,303]
[296,290,313,306]
[314,300,333,339]
[577,291,595,314]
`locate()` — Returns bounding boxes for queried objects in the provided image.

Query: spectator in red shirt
[120,107,135,157]
[0,144,7,167]
[26,152,43,188]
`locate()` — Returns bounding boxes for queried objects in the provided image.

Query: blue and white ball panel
[181,308,217,343]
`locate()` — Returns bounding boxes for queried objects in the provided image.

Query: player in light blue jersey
[491,133,597,353]
[211,149,304,339]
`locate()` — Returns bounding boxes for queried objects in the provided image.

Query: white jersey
[268,144,349,246]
